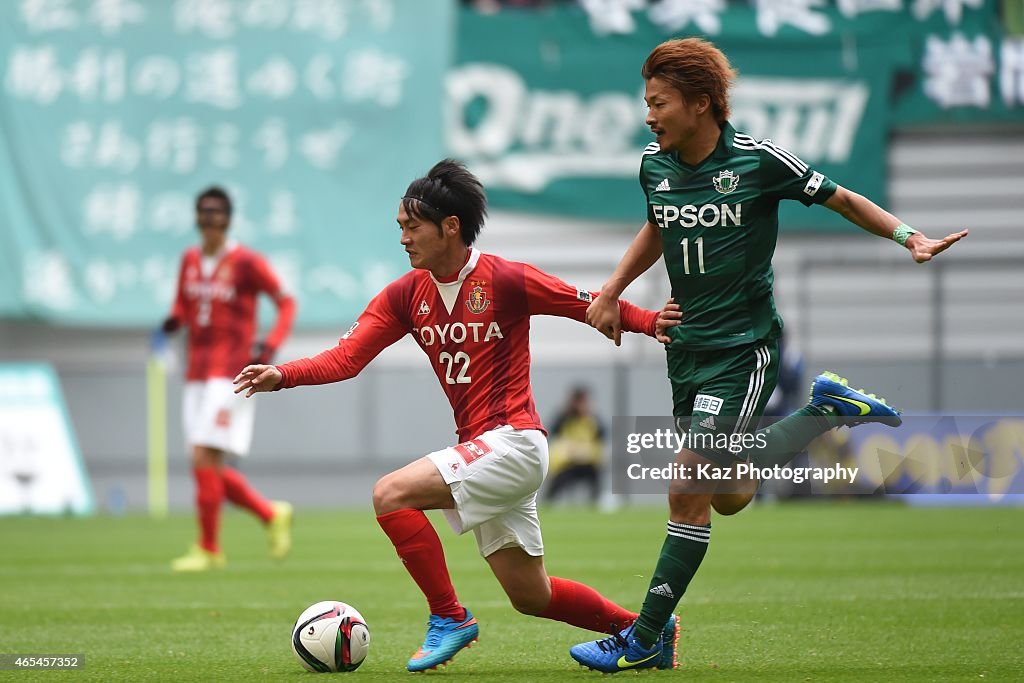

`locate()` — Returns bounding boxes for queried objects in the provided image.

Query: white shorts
[426,426,548,558]
[183,379,256,457]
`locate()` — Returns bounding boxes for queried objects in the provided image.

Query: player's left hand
[233,364,282,397]
[250,340,274,365]
[587,294,623,346]
[906,229,968,263]
[655,298,682,344]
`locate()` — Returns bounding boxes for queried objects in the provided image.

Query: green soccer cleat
[810,371,902,427]
[171,544,226,572]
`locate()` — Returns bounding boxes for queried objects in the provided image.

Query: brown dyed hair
[642,38,737,125]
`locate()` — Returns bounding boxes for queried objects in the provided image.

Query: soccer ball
[291,601,370,673]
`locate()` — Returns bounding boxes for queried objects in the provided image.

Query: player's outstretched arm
[824,186,968,263]
[233,364,283,397]
[236,284,409,397]
[520,262,660,343]
[587,220,664,345]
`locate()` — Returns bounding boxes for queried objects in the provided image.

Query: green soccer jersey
[641,122,838,349]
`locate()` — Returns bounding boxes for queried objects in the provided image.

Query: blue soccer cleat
[406,608,478,672]
[569,625,662,674]
[658,614,680,670]
[810,371,902,427]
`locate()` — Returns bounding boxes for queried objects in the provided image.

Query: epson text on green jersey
[641,122,837,349]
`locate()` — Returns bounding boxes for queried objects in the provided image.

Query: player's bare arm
[233,364,282,397]
[655,298,682,344]
[587,220,664,345]
[824,185,968,263]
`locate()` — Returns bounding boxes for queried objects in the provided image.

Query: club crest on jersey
[712,170,739,195]
[466,286,490,314]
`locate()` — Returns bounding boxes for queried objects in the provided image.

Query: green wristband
[892,223,918,246]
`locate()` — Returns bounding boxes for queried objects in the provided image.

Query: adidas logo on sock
[655,178,670,192]
[699,415,716,431]
[649,582,675,599]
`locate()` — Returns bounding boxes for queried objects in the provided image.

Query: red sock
[376,509,464,619]
[539,576,637,634]
[193,467,224,553]
[221,467,273,523]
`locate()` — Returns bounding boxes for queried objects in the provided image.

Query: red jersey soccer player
[234,160,678,672]
[162,186,297,572]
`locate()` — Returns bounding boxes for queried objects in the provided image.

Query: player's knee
[711,492,754,516]
[371,475,403,515]
[191,446,222,469]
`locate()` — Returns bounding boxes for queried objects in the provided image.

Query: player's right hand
[233,364,283,397]
[655,298,682,344]
[586,294,622,346]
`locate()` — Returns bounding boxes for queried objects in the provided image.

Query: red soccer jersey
[278,250,656,441]
[169,243,296,381]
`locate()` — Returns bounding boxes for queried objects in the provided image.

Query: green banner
[451,1,1019,231]
[1,0,453,326]
[890,2,1024,124]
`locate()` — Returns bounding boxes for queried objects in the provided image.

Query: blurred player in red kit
[161,186,297,572]
[234,160,680,672]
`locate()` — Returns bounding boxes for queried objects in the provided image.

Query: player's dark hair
[196,186,233,216]
[642,38,737,125]
[402,159,487,247]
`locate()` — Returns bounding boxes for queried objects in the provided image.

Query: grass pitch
[1,502,1022,681]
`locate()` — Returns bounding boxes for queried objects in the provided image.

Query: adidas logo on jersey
[699,415,717,431]
[649,583,675,599]
[655,178,671,192]
[418,300,431,315]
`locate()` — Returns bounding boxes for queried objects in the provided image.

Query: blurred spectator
[545,386,606,504]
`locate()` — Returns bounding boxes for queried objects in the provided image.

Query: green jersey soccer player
[572,37,967,674]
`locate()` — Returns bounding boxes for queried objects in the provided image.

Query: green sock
[633,521,710,648]
[745,405,834,468]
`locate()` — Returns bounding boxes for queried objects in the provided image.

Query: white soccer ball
[291,601,371,673]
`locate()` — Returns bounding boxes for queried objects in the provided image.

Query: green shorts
[668,339,780,464]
